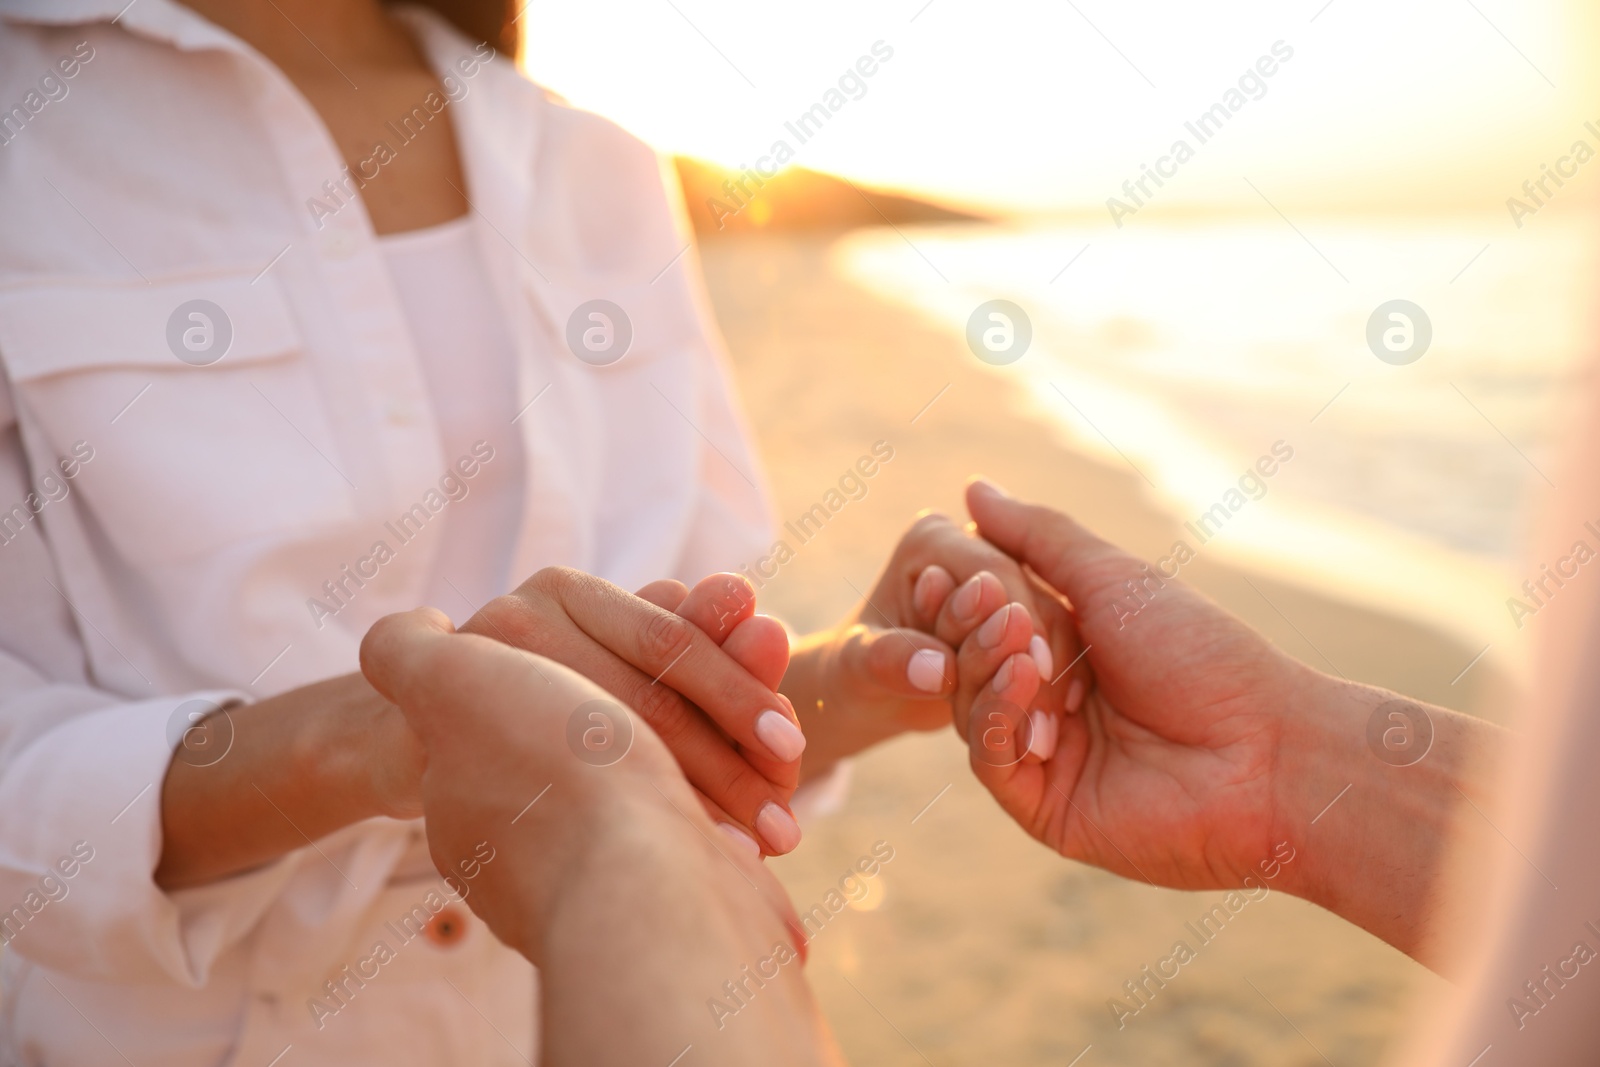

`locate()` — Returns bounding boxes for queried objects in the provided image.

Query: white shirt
[0,2,774,1064]
[380,215,525,617]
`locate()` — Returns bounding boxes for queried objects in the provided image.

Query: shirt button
[424,905,468,948]
[386,402,415,426]
[320,229,359,260]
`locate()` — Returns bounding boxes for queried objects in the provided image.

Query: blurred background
[521,2,1597,1063]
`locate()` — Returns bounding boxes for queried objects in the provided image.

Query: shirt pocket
[0,272,357,563]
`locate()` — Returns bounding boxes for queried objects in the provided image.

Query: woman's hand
[783,512,1092,779]
[453,567,807,854]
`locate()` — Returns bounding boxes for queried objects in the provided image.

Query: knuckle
[467,594,534,645]
[630,680,692,742]
[640,609,694,665]
[711,761,764,817]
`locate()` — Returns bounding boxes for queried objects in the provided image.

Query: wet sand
[699,230,1509,1066]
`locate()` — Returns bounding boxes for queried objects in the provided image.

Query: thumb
[359,606,459,712]
[965,479,1144,610]
[834,624,955,703]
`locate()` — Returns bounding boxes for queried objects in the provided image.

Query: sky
[519,0,1595,216]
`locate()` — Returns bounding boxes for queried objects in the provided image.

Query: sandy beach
[700,229,1515,1066]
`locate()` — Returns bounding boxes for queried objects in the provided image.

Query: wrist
[786,631,895,776]
[1269,665,1509,968]
[293,674,410,823]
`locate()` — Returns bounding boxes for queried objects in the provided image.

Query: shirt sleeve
[0,415,297,987]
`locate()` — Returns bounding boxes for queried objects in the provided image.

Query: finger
[666,573,789,689]
[531,569,805,771]
[635,578,689,612]
[898,514,1049,632]
[834,623,955,705]
[723,615,790,692]
[910,565,956,627]
[965,648,1042,776]
[953,601,1034,738]
[932,570,1009,650]
[966,479,1144,614]
[359,606,457,709]
[688,784,767,861]
[465,589,803,852]
[674,572,758,643]
[1024,569,1093,715]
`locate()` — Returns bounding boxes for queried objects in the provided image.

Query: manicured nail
[755,802,802,853]
[1030,635,1054,681]
[907,648,946,693]
[1065,677,1085,714]
[755,710,806,762]
[717,821,763,860]
[951,574,984,622]
[1027,710,1059,761]
[977,603,1015,649]
[913,568,939,616]
[993,655,1016,692]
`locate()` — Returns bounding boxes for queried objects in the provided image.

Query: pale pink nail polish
[718,822,763,860]
[977,603,1014,649]
[907,648,946,693]
[993,655,1015,692]
[951,574,983,622]
[913,568,938,616]
[1030,634,1054,681]
[1028,711,1059,761]
[755,709,806,762]
[1066,678,1085,714]
[755,802,802,853]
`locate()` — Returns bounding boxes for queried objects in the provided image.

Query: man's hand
[358,609,840,1064]
[957,479,1306,892]
[955,481,1511,972]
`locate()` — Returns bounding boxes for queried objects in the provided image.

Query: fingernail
[755,709,807,762]
[1030,635,1054,681]
[907,648,946,693]
[1027,710,1059,761]
[717,821,763,860]
[913,568,938,616]
[755,802,802,854]
[951,574,984,622]
[977,603,1014,649]
[994,655,1015,692]
[1066,677,1085,714]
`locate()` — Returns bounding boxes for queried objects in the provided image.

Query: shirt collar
[0,0,261,54]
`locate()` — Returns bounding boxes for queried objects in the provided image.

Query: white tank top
[379,215,526,620]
